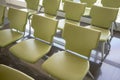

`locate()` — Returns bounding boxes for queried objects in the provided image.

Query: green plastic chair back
[0,64,34,80]
[8,8,28,32]
[62,0,73,3]
[0,5,6,25]
[25,0,40,11]
[90,5,119,29]
[101,0,120,8]
[31,14,58,43]
[63,22,101,57]
[64,1,86,21]
[42,0,61,16]
[80,0,96,7]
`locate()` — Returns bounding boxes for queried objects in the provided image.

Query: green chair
[85,5,119,62]
[0,8,28,51]
[9,14,58,63]
[23,0,40,36]
[42,22,101,80]
[101,0,120,8]
[0,64,34,80]
[101,0,120,30]
[58,1,86,30]
[0,5,6,29]
[25,0,40,14]
[59,0,78,11]
[80,0,97,16]
[39,0,61,18]
[62,0,73,3]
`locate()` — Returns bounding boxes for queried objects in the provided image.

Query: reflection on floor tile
[106,37,120,64]
[97,63,120,80]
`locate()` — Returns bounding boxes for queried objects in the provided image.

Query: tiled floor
[93,32,120,80]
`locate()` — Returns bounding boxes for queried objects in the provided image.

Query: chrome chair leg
[28,17,31,37]
[88,71,95,80]
[114,21,118,30]
[101,42,105,62]
[101,40,111,62]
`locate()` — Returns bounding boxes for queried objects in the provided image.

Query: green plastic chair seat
[58,19,80,30]
[42,51,89,80]
[10,39,51,63]
[0,29,23,47]
[0,64,34,80]
[85,25,110,42]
